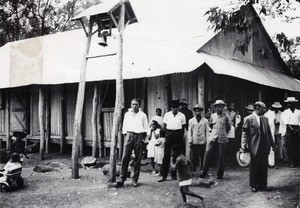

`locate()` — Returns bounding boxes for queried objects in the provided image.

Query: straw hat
[245,104,254,111]
[236,150,251,167]
[284,97,298,103]
[193,104,204,111]
[213,100,226,106]
[271,102,282,108]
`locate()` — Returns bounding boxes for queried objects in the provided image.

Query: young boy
[171,144,204,206]
[11,131,29,164]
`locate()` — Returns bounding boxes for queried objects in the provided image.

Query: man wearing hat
[188,104,209,172]
[280,97,300,168]
[241,101,275,192]
[158,100,186,182]
[200,100,231,179]
[179,98,193,156]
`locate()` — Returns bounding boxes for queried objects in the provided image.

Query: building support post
[39,86,46,160]
[92,83,99,157]
[6,91,11,149]
[59,85,66,154]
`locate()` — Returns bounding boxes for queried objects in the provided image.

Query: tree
[0,0,101,47]
[205,0,300,78]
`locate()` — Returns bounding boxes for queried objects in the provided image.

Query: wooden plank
[91,84,99,157]
[97,83,103,158]
[6,90,11,149]
[71,19,94,179]
[59,85,66,153]
[198,70,205,107]
[45,87,51,153]
[39,87,45,160]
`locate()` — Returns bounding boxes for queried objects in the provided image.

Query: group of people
[114,96,300,203]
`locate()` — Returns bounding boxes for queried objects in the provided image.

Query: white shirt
[279,108,300,136]
[163,111,186,130]
[265,110,275,138]
[122,108,149,134]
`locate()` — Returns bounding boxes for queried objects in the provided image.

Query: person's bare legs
[180,186,205,206]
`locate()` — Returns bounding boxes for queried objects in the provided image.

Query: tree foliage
[205,0,300,78]
[0,0,101,47]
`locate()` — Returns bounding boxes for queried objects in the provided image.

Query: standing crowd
[115,96,300,203]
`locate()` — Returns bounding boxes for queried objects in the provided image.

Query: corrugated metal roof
[0,0,214,89]
[199,52,300,92]
[0,0,299,92]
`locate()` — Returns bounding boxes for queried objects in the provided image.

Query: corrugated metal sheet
[199,52,300,92]
[0,0,214,89]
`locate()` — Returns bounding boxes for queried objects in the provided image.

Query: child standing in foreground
[154,129,166,176]
[147,120,161,174]
[171,144,204,206]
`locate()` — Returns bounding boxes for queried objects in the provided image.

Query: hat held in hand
[236,150,251,167]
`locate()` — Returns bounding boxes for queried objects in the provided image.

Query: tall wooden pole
[97,83,103,158]
[45,86,51,153]
[71,20,94,179]
[39,86,45,160]
[59,85,66,154]
[92,83,99,157]
[6,90,11,149]
[109,2,125,182]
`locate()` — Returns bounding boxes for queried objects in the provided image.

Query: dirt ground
[0,153,299,208]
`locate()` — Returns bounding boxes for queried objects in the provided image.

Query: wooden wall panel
[50,85,61,136]
[83,83,94,142]
[170,72,198,108]
[103,109,114,142]
[65,84,77,137]
[147,75,169,120]
[31,86,40,136]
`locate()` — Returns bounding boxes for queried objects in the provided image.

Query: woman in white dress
[147,120,161,174]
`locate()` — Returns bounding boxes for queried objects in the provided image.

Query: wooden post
[59,85,66,154]
[6,90,11,149]
[39,86,45,160]
[198,70,205,107]
[71,20,94,179]
[92,83,99,157]
[109,2,125,182]
[97,83,103,158]
[45,86,51,153]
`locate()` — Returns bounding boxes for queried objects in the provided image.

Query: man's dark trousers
[190,144,206,171]
[285,126,300,166]
[160,129,184,178]
[202,140,226,178]
[250,123,268,188]
[120,132,144,183]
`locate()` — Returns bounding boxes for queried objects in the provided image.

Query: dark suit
[241,113,274,189]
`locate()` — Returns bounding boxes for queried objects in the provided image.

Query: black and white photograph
[0,0,300,207]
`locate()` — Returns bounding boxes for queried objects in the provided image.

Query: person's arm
[142,113,149,133]
[122,113,128,135]
[225,115,231,134]
[182,114,186,130]
[241,117,250,151]
[188,120,193,144]
[205,119,210,141]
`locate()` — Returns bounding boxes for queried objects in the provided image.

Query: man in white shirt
[279,97,300,168]
[116,98,148,188]
[158,100,186,182]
